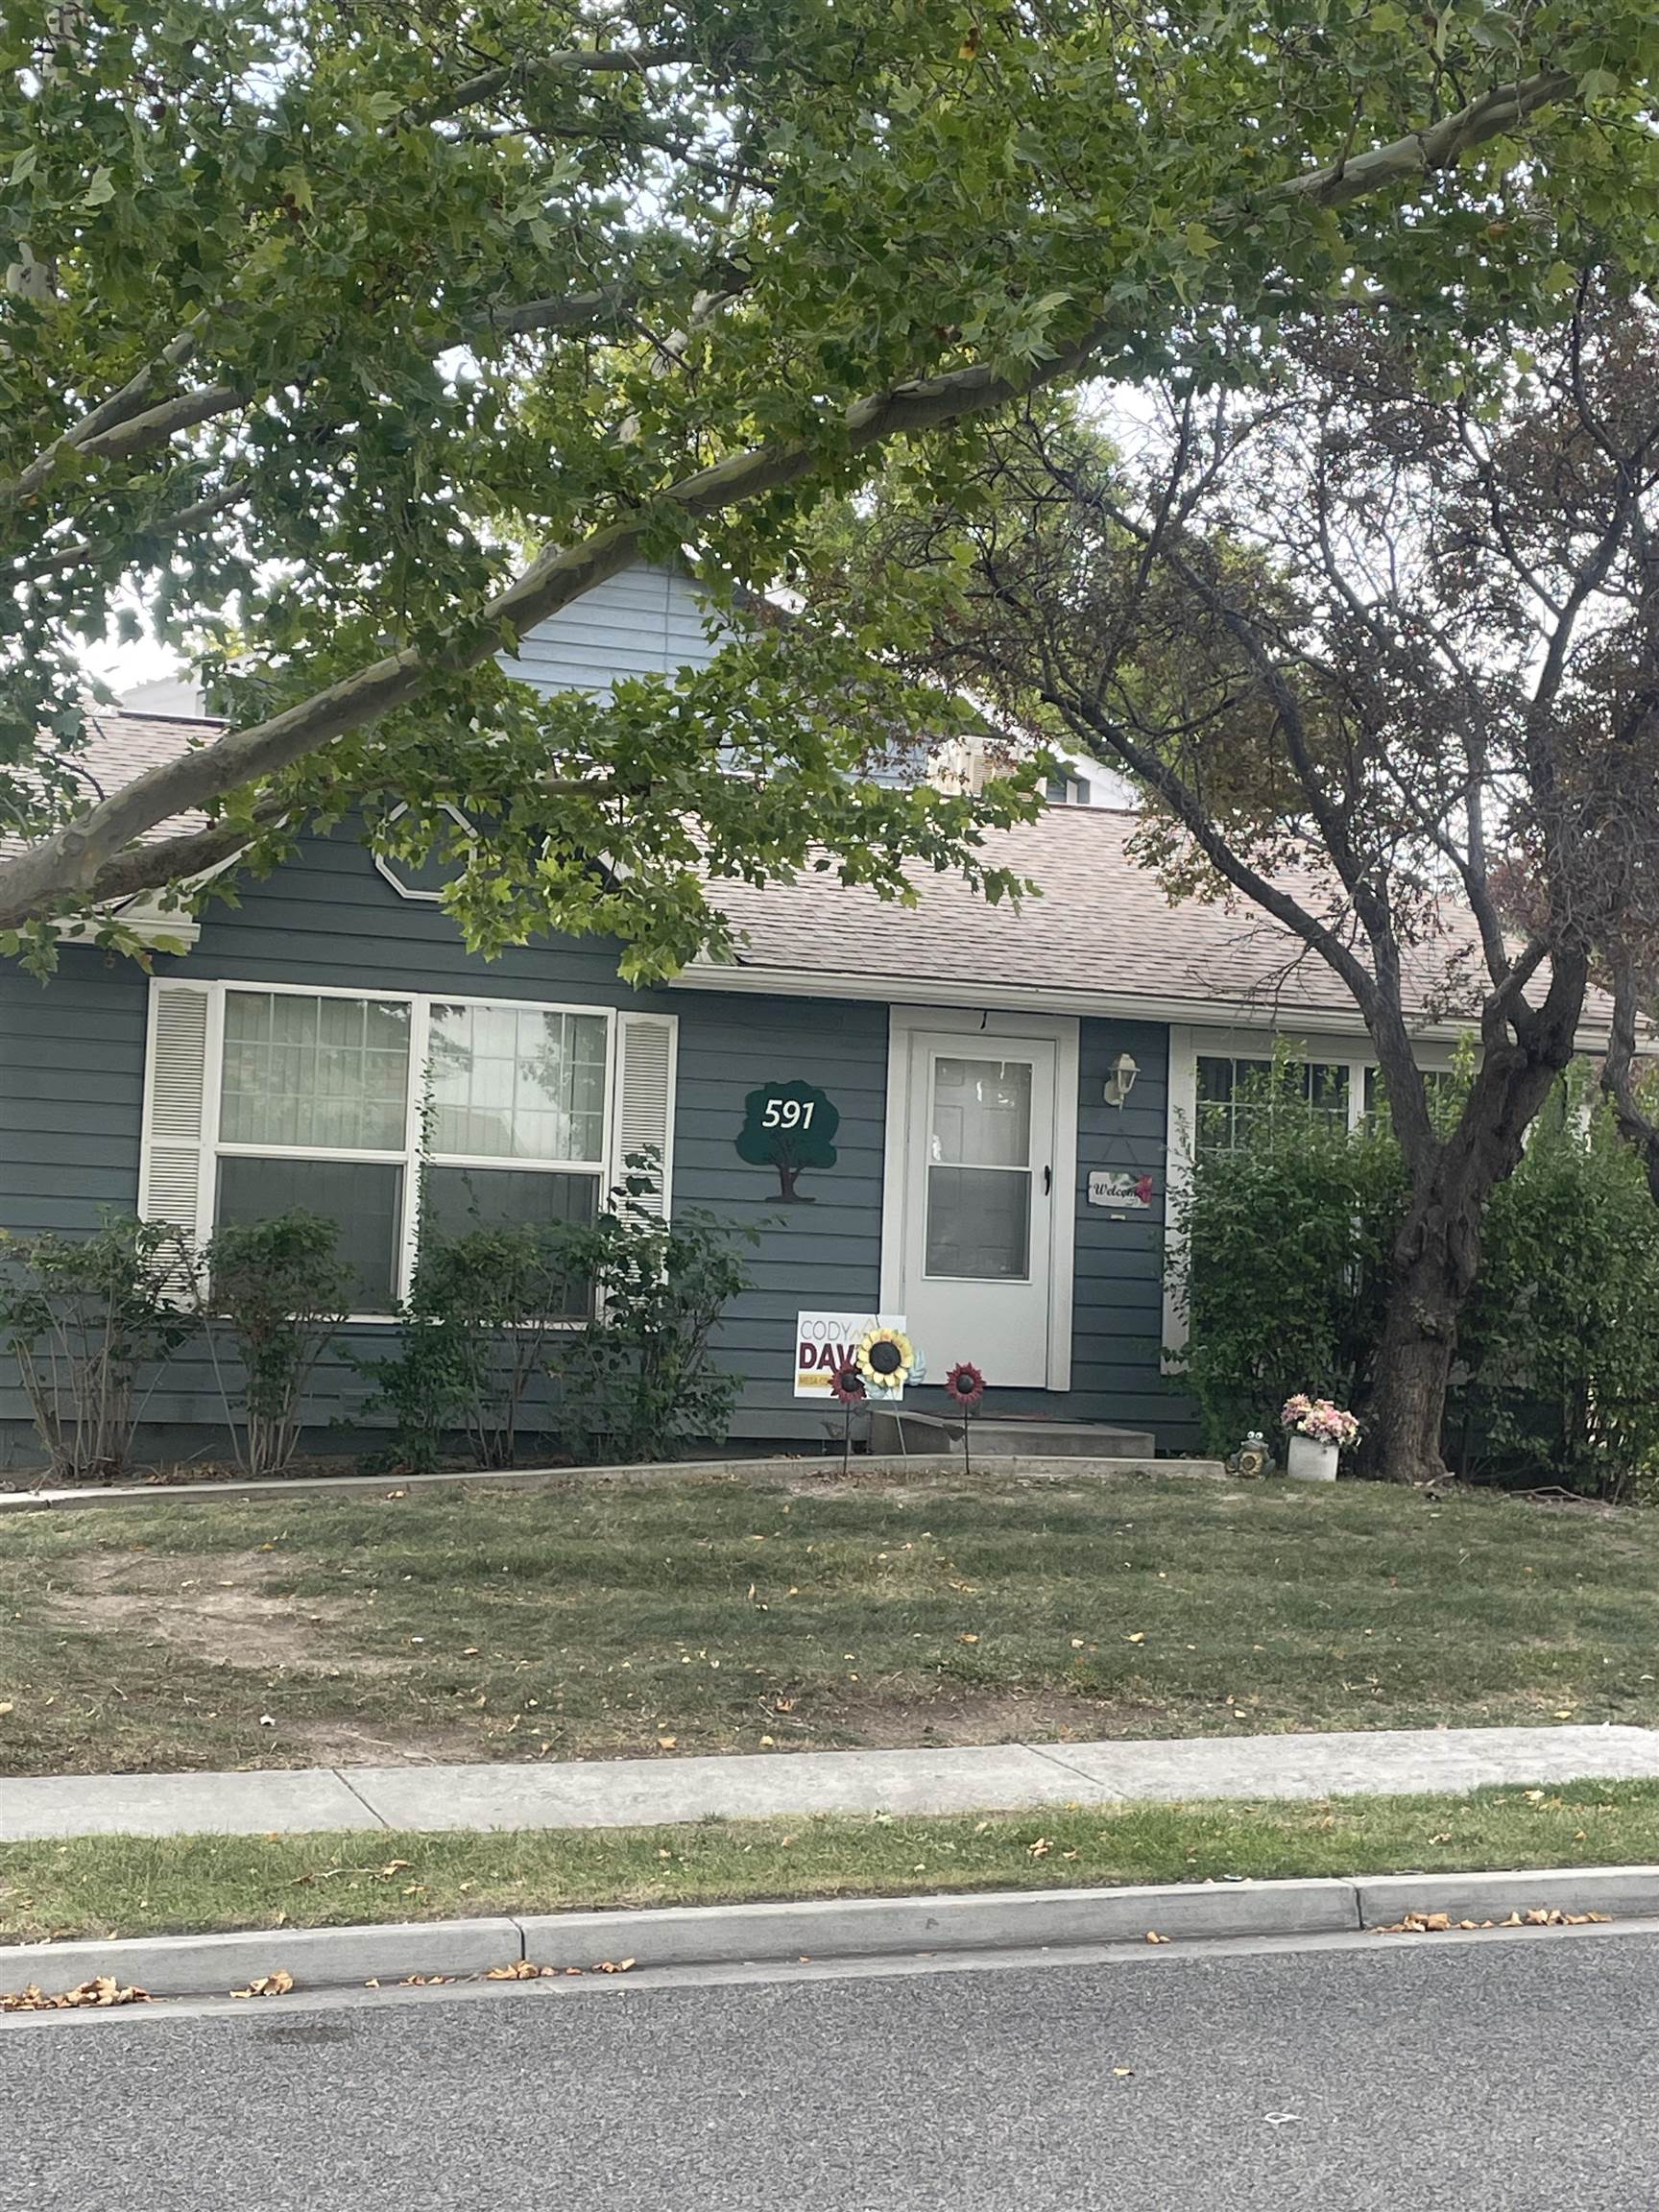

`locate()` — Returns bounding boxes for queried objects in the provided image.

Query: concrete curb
[0,1454,1227,1513]
[8,1866,1659,2005]
[1355,1863,1659,1927]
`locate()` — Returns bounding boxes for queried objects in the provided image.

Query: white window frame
[1162,1023,1460,1364]
[153,978,660,1323]
[372,800,476,904]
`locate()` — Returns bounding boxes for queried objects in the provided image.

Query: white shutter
[613,1012,677,1216]
[137,981,213,1244]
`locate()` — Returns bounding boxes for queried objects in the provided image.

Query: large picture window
[140,984,646,1316]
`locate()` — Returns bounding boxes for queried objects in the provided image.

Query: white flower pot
[1286,1432,1339,1483]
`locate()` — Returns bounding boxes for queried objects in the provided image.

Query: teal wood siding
[0,832,890,1452]
[0,841,1187,1456]
[675,992,886,1441]
[0,954,148,1239]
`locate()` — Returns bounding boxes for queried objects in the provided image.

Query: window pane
[925,1166,1031,1279]
[421,1167,598,1318]
[215,1156,402,1313]
[1195,1053,1348,1156]
[929,1058,1032,1167]
[221,992,410,1150]
[1306,1062,1350,1117]
[428,1004,609,1163]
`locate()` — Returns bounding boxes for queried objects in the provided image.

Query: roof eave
[672,955,1622,1053]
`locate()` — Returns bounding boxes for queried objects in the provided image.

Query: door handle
[1043,1165,1052,1195]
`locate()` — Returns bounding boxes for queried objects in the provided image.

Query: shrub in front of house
[1170,1062,1404,1456]
[364,1220,586,1473]
[1453,1094,1659,1502]
[1174,1066,1659,1499]
[189,1211,355,1479]
[551,1164,756,1465]
[367,1159,756,1473]
[0,1214,191,1482]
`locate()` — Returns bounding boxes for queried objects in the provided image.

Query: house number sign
[735,1079,840,1202]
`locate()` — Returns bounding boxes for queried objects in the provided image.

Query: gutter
[672,958,1621,1054]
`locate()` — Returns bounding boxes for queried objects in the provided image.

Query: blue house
[0,565,1575,1467]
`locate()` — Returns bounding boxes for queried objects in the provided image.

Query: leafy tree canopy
[3,0,1657,970]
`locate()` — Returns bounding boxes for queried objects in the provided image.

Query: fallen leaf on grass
[1027,1838,1052,1859]
[231,1969,295,2000]
[3,1977,151,2013]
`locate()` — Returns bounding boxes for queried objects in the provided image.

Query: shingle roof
[701,806,1614,1038]
[30,711,1611,1039]
[3,709,216,859]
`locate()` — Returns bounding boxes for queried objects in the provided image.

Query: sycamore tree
[3,2,1658,974]
[843,281,1659,1484]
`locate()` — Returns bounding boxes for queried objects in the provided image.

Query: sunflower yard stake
[829,1360,867,1476]
[943,1361,986,1477]
[855,1325,915,1397]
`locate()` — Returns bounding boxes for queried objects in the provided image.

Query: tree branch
[1051,682,1382,1018]
[1274,66,1575,208]
[0,61,1595,926]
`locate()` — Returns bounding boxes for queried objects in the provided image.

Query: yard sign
[794,1311,913,1399]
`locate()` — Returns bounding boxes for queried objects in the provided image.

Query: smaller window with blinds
[139,983,677,1319]
[1195,1054,1351,1156]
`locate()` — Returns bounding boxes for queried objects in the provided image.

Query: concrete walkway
[7,1723,1659,1842]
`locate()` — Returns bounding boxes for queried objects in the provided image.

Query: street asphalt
[7,1928,1657,2209]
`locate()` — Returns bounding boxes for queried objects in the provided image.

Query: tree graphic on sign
[736,1079,839,1202]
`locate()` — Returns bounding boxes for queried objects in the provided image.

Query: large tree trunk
[1361,1192,1480,1484]
[1360,959,1589,1483]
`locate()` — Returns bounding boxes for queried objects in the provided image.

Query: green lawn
[1,1470,1655,1778]
[3,1782,1656,1947]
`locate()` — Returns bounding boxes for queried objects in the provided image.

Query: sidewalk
[7,1723,1659,1843]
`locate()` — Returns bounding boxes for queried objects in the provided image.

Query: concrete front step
[869,1410,1159,1458]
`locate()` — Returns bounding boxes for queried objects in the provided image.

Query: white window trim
[1161,1022,1460,1366]
[144,977,667,1324]
[372,801,476,904]
[880,1005,1079,1393]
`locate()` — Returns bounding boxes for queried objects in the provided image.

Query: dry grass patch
[4,1472,1659,1777]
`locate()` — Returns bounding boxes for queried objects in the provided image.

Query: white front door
[897,1028,1060,1388]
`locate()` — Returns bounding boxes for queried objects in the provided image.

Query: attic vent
[1046,772,1092,806]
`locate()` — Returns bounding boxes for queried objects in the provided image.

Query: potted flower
[1280,1394,1359,1482]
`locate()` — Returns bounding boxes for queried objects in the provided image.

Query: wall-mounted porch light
[1103,1051,1140,1109]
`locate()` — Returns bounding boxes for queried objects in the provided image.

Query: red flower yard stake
[830,1359,867,1477]
[943,1361,986,1477]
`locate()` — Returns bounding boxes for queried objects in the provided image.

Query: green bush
[366,1222,585,1473]
[553,1160,757,1464]
[0,1215,190,1481]
[1453,1091,1659,1500]
[365,1159,755,1473]
[1174,1061,1659,1498]
[1170,1056,1406,1453]
[191,1212,353,1478]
